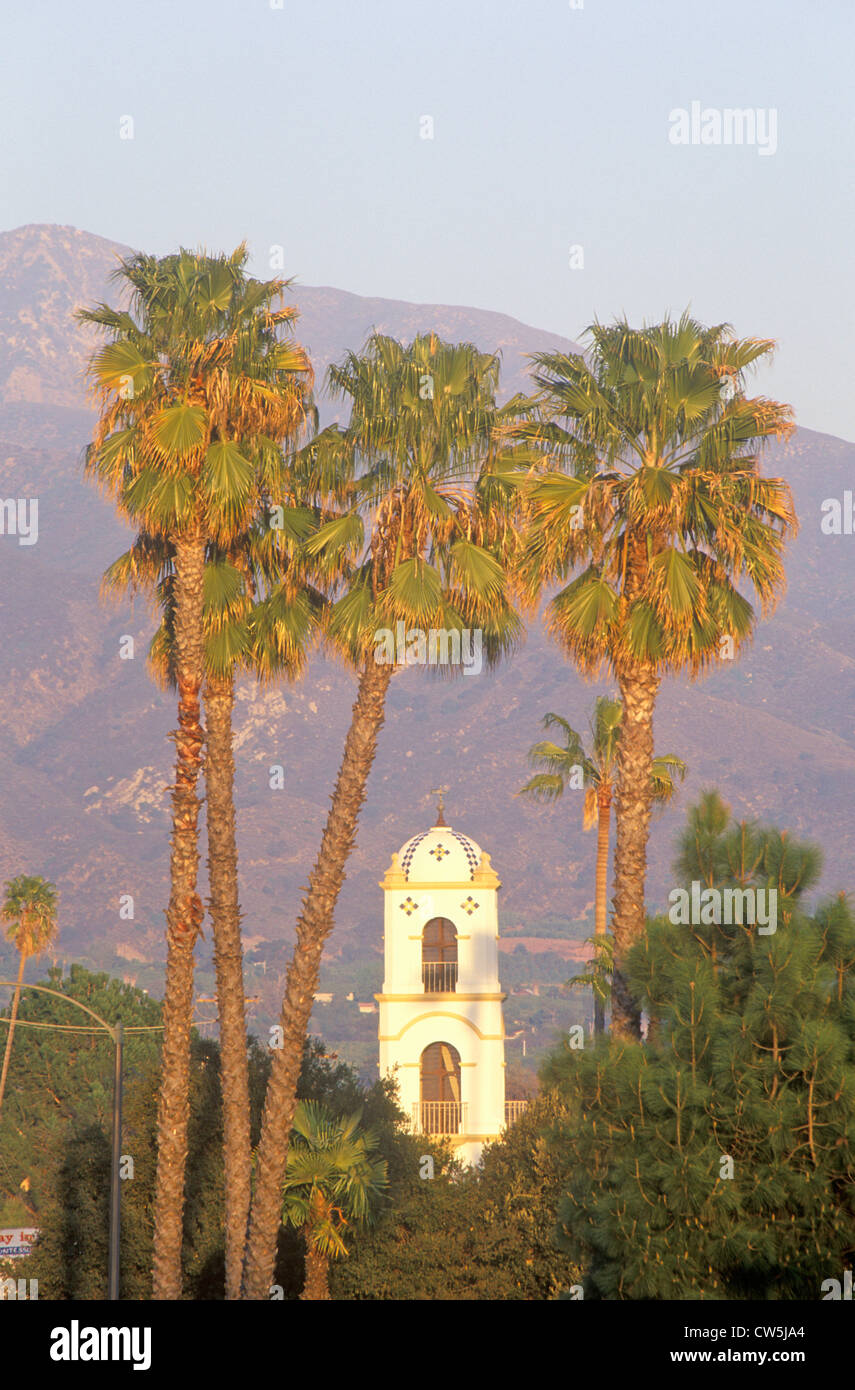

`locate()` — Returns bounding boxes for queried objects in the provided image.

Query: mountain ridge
[0,222,581,415]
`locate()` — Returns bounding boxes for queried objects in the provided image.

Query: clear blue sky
[2,0,853,439]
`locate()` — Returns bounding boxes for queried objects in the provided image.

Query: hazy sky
[2,0,853,439]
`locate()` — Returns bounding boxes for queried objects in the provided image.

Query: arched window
[419,1042,462,1134]
[421,918,458,993]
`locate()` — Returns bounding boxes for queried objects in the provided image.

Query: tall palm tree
[0,875,58,1116]
[242,332,525,1297]
[195,466,315,1303]
[519,698,685,1032]
[200,585,313,1303]
[79,246,312,1298]
[281,1101,388,1300]
[516,313,796,1038]
[105,521,316,1302]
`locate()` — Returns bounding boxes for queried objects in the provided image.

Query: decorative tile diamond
[429,843,450,860]
[399,897,418,916]
[460,896,480,915]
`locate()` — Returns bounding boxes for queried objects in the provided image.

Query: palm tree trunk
[593,790,611,1036]
[611,664,659,1041]
[241,657,393,1299]
[300,1239,331,1300]
[0,951,27,1116]
[152,532,207,1300]
[204,671,252,1301]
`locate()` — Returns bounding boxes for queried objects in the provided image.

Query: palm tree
[0,876,58,1116]
[519,699,685,1032]
[79,246,312,1299]
[105,524,316,1303]
[200,595,311,1304]
[242,332,525,1297]
[195,445,313,1304]
[281,1101,388,1300]
[516,313,796,1038]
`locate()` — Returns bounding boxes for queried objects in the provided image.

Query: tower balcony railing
[421,961,458,993]
[412,1101,467,1135]
[503,1100,529,1127]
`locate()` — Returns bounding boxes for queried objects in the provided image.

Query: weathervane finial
[429,786,448,827]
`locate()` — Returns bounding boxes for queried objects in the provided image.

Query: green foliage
[0,966,160,1222]
[542,797,855,1299]
[8,989,407,1299]
[6,969,206,1299]
[331,1094,581,1300]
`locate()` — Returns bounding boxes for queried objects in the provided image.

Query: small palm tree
[0,875,58,1115]
[519,698,685,1033]
[281,1101,388,1300]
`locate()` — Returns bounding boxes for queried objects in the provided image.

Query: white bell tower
[376,796,507,1166]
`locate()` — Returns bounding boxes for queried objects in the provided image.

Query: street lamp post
[108,1019,123,1300]
[0,982,161,1300]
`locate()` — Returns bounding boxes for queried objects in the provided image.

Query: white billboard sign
[0,1228,39,1259]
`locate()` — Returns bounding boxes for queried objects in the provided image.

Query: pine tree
[543,795,855,1299]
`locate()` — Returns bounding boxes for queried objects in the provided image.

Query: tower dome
[397,823,483,884]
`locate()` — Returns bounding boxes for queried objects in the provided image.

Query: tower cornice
[386,879,489,891]
[378,852,407,889]
[472,852,501,889]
